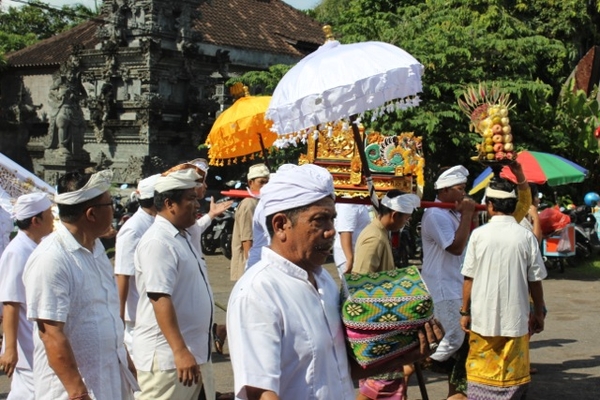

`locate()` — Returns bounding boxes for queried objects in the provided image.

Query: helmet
[584,192,600,207]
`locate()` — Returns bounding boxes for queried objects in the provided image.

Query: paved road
[2,254,599,399]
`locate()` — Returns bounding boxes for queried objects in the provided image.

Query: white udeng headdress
[485,187,517,199]
[154,168,203,193]
[54,170,113,205]
[380,193,421,214]
[260,164,335,217]
[13,192,53,220]
[434,165,469,190]
[136,174,160,200]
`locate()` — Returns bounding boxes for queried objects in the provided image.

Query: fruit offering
[458,84,515,162]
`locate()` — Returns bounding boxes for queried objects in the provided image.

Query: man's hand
[455,197,477,215]
[508,160,524,176]
[529,311,545,334]
[173,347,200,387]
[416,319,445,358]
[0,348,18,378]
[460,315,471,333]
[99,226,118,239]
[208,197,234,219]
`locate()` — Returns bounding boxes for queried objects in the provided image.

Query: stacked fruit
[477,105,514,161]
[458,84,515,162]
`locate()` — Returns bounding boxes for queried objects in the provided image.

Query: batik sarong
[466,331,530,399]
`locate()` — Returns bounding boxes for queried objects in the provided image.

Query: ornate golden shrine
[298,121,424,198]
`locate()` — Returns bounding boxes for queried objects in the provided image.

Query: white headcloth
[13,192,52,220]
[485,187,517,199]
[136,174,160,200]
[54,170,113,205]
[248,163,270,180]
[380,193,421,214]
[155,168,202,193]
[434,165,469,190]
[260,164,335,217]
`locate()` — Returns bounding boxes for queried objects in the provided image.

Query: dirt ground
[2,254,599,399]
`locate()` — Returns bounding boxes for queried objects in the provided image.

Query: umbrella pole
[349,115,379,210]
[257,133,272,171]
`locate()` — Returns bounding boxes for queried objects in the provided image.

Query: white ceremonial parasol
[266,27,424,207]
[0,153,56,214]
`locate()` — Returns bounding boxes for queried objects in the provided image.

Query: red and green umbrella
[470,150,588,194]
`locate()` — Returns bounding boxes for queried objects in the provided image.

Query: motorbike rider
[229,163,270,282]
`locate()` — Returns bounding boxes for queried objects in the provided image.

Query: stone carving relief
[46,53,89,159]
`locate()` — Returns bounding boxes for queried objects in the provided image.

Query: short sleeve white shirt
[421,202,465,302]
[227,247,355,400]
[133,215,214,371]
[23,224,130,400]
[114,207,155,322]
[0,206,12,258]
[188,214,212,255]
[0,230,37,369]
[332,204,372,267]
[246,199,269,269]
[462,215,547,337]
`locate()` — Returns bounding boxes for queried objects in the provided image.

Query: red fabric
[539,206,571,235]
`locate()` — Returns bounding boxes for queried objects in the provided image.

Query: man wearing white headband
[230,163,270,281]
[461,177,546,398]
[419,162,531,399]
[352,190,421,400]
[353,190,420,274]
[419,165,476,399]
[227,165,443,400]
[0,193,53,398]
[114,174,160,357]
[23,170,138,400]
[134,165,215,400]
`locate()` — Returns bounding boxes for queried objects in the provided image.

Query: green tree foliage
[231,0,600,198]
[227,64,293,96]
[0,0,96,55]
[311,0,600,197]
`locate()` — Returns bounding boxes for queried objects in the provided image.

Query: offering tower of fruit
[458,84,515,162]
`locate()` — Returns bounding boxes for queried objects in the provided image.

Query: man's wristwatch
[459,309,470,316]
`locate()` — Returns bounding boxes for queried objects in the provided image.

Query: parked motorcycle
[201,197,238,259]
[565,205,600,259]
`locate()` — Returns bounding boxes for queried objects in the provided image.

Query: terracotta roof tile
[195,0,323,56]
[6,0,323,68]
[6,20,101,67]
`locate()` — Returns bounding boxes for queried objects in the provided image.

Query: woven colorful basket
[346,326,420,367]
[341,266,434,367]
[341,266,434,330]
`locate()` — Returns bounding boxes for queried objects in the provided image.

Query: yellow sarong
[466,331,530,388]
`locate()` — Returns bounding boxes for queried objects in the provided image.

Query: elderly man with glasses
[23,170,138,400]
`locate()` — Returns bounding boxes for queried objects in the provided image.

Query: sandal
[212,323,224,355]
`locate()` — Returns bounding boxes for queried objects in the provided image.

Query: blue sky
[4,0,321,11]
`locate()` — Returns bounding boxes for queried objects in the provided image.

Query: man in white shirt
[115,174,160,355]
[134,164,214,400]
[333,203,372,276]
[461,178,546,399]
[230,163,270,281]
[0,193,54,399]
[420,165,476,399]
[23,170,138,400]
[227,164,444,400]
